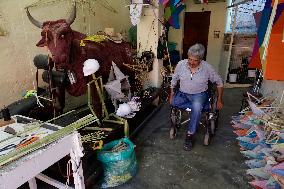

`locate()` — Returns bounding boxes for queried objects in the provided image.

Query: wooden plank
[0,134,75,189]
[0,119,15,128]
[36,173,74,189]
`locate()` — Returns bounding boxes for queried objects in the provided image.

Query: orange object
[272,0,284,5]
[249,39,262,69]
[264,5,284,80]
[233,129,249,137]
[16,136,39,149]
[92,140,103,150]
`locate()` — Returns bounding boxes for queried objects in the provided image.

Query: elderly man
[170,43,224,151]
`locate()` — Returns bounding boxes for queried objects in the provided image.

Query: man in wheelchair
[169,44,224,151]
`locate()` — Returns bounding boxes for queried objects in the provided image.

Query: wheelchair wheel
[170,108,181,139]
[203,133,210,146]
[170,127,177,140]
[210,119,215,135]
[215,111,219,131]
[176,109,182,128]
[204,113,212,146]
[160,89,169,104]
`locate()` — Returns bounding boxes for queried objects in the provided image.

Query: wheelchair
[169,81,219,146]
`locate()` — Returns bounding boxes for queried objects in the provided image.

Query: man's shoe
[183,134,193,151]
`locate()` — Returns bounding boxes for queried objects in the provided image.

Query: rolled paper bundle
[271,169,284,177]
[231,115,242,121]
[249,180,274,189]
[239,141,259,151]
[245,159,266,168]
[247,130,258,138]
[237,136,259,143]
[266,176,279,188]
[272,143,284,156]
[247,167,270,180]
[233,129,249,137]
[242,150,265,160]
[271,173,284,188]
[272,162,284,172]
[232,123,252,130]
[252,128,266,142]
[278,133,284,140]
[241,150,259,159]
[272,143,284,151]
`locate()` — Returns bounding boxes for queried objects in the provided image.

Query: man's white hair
[188,43,205,59]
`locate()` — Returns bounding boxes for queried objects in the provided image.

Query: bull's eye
[61,34,65,39]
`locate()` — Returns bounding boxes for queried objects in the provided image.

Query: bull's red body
[37,20,134,97]
[27,7,135,116]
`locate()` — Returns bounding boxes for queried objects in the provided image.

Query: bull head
[26,2,76,65]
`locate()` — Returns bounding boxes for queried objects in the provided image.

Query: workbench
[0,132,85,189]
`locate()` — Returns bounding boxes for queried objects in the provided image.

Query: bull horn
[26,7,43,28]
[66,1,76,25]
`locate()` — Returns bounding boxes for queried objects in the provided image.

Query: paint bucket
[229,74,237,83]
[248,70,256,78]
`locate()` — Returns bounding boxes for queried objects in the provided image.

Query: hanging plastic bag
[97,138,137,188]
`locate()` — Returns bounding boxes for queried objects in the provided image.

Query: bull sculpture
[26,3,135,117]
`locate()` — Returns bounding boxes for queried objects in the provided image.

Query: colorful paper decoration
[160,0,170,5]
[130,0,143,26]
[163,0,186,29]
[249,0,273,69]
[249,0,284,79]
[264,3,284,80]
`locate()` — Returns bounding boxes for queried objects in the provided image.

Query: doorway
[182,11,211,59]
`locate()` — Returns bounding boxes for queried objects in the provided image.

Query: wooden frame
[0,132,85,189]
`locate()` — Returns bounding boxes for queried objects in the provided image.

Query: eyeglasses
[188,58,200,62]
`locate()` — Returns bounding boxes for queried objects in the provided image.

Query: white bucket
[248,70,256,78]
[229,74,237,83]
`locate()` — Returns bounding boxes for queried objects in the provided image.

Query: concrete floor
[115,88,252,189]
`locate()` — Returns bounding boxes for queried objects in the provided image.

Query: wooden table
[0,132,85,189]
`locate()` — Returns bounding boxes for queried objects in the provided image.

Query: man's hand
[217,100,223,110]
[217,86,224,110]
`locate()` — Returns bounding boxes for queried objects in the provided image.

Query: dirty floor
[114,87,252,189]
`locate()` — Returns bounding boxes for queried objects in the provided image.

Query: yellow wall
[137,6,163,88]
[0,0,131,108]
[168,0,227,72]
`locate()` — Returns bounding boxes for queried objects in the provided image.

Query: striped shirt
[171,59,223,94]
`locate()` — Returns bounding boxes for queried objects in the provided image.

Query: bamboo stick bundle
[0,113,98,167]
[0,110,76,144]
[81,131,108,143]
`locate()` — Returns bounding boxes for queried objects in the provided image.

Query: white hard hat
[83,59,100,76]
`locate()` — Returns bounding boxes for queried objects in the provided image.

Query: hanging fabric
[130,0,143,26]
